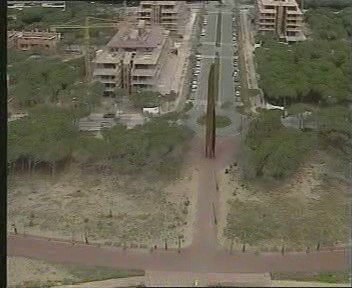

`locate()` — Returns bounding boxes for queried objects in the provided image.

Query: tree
[8,105,79,175]
[9,58,80,107]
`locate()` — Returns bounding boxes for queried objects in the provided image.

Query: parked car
[103,113,115,118]
[235,90,240,96]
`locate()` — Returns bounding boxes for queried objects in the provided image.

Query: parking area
[231,9,243,107]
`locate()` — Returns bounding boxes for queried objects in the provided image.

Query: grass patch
[8,257,145,288]
[183,101,194,113]
[271,271,350,284]
[197,114,232,128]
[64,264,145,282]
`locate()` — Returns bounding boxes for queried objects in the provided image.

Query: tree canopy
[256,8,352,106]
[242,111,317,179]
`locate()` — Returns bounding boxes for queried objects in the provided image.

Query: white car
[196,54,201,60]
[196,62,201,68]
[235,91,240,96]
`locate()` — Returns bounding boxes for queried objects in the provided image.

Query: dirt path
[7,136,348,274]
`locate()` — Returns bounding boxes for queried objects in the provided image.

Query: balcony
[93,68,120,77]
[131,68,157,77]
[259,26,275,31]
[131,78,155,85]
[287,9,303,15]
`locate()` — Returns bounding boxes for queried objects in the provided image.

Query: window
[103,63,116,69]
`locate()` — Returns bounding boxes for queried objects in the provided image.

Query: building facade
[93,20,171,96]
[7,30,61,51]
[255,0,305,42]
[93,50,123,97]
[137,1,190,37]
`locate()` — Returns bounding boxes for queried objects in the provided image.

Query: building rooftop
[93,50,122,64]
[16,30,59,40]
[107,24,165,49]
[133,45,163,65]
[258,0,299,7]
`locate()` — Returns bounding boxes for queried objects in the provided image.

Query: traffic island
[197,114,232,128]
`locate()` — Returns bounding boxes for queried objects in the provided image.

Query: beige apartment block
[8,30,61,51]
[93,50,123,97]
[137,1,190,37]
[255,0,306,42]
[93,20,171,96]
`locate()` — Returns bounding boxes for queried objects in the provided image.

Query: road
[7,0,349,283]
[184,0,242,137]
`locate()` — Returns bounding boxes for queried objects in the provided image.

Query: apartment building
[8,30,61,51]
[255,0,306,42]
[93,20,171,96]
[137,1,190,37]
[93,50,123,97]
[8,1,66,10]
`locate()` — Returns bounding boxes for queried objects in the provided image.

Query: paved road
[185,0,242,137]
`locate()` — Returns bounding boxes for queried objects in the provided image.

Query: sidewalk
[161,11,197,114]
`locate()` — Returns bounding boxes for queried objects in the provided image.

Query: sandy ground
[7,256,76,287]
[217,150,349,251]
[7,163,199,249]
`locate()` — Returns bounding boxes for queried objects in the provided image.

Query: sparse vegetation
[222,154,349,251]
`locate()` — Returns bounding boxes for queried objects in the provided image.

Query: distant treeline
[304,0,352,9]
